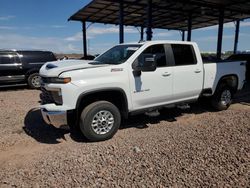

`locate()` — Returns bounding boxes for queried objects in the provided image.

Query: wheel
[211,85,233,111]
[79,101,121,141]
[27,73,41,89]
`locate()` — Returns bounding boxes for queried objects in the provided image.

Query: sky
[0,0,250,54]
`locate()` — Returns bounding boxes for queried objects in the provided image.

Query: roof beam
[68,0,250,31]
[217,9,224,59]
[104,0,250,15]
[119,0,124,43]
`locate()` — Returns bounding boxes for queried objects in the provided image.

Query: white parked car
[39,41,246,141]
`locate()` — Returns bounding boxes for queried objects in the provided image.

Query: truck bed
[203,60,246,93]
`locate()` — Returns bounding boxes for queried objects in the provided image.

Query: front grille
[40,87,55,105]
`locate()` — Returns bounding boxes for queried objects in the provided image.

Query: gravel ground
[0,85,249,187]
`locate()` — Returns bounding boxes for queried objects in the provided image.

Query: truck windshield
[94,44,142,65]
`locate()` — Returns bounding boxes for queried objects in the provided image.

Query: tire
[79,101,121,142]
[27,73,41,89]
[211,85,233,111]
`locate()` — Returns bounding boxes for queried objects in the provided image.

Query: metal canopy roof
[69,0,250,31]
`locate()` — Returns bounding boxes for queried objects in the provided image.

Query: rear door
[171,44,203,101]
[0,52,24,82]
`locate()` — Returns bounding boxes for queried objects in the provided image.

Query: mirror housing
[132,54,157,72]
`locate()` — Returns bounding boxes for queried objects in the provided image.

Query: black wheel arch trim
[76,87,129,118]
[215,74,239,92]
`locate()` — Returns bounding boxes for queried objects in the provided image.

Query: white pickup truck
[39,41,246,141]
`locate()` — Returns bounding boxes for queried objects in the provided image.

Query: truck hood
[39,60,109,77]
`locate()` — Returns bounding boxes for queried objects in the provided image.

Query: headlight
[50,77,71,84]
[42,77,71,84]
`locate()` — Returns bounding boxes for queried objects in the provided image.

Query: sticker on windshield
[127,47,139,51]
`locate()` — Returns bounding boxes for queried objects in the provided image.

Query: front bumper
[41,109,69,129]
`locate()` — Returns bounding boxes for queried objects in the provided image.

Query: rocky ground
[0,85,249,187]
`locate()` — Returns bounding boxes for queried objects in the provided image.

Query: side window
[171,44,197,66]
[139,44,167,67]
[0,53,18,64]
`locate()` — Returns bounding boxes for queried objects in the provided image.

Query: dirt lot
[0,85,249,187]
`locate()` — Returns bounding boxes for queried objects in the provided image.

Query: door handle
[194,69,201,73]
[162,72,171,77]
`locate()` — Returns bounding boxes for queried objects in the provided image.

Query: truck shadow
[23,102,212,144]
[121,102,213,130]
[233,82,250,104]
[23,108,70,144]
[23,83,250,144]
[24,88,250,144]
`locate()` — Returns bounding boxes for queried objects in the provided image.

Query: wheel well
[75,89,128,126]
[217,75,238,93]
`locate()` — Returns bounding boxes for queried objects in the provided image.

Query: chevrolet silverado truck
[39,41,246,141]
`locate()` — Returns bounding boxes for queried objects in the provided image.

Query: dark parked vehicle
[0,50,57,88]
[226,53,250,81]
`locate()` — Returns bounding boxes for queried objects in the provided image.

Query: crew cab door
[171,44,203,100]
[129,44,174,110]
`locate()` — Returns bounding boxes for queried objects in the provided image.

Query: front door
[129,44,174,110]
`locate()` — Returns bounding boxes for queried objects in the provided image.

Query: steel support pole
[182,31,185,41]
[217,9,224,59]
[82,21,87,57]
[187,14,192,41]
[119,0,124,44]
[233,20,240,54]
[140,26,144,41]
[146,0,152,41]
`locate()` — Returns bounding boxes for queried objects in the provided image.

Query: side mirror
[133,54,157,72]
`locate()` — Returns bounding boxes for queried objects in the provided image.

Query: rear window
[171,44,197,66]
[19,51,56,63]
